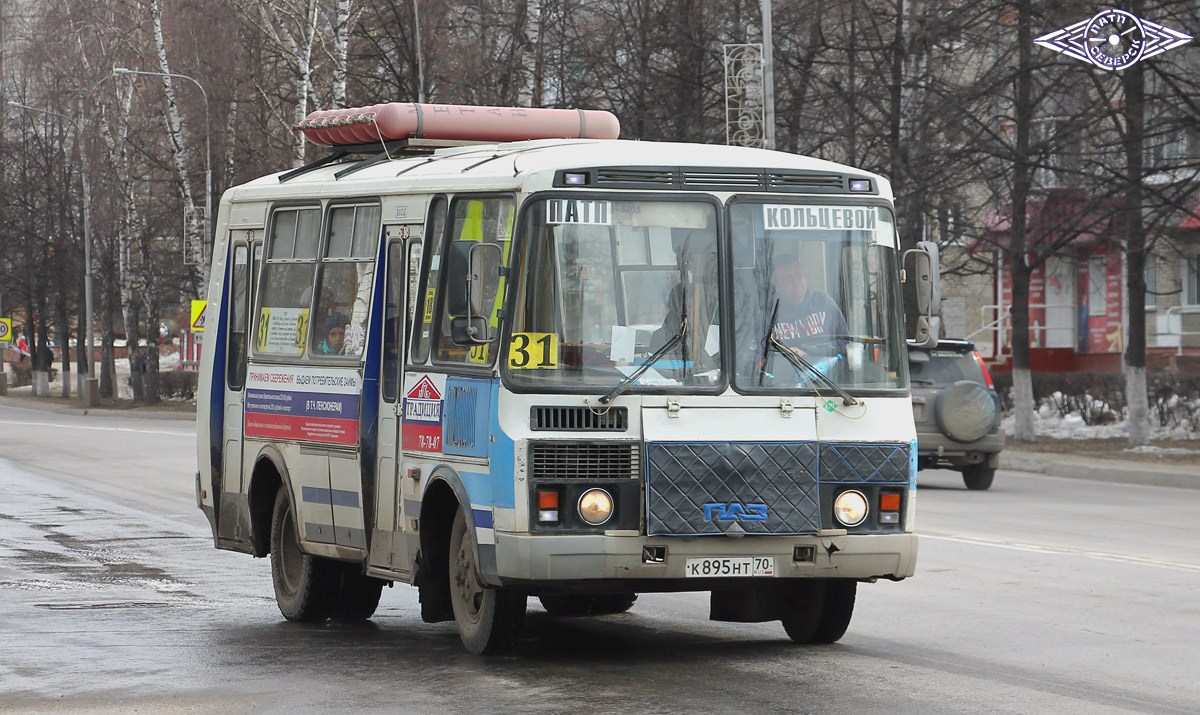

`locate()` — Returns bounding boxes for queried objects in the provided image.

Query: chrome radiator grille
[529,442,639,481]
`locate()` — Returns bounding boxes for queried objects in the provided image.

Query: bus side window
[434,195,515,365]
[226,243,249,389]
[382,240,405,402]
[257,206,321,356]
[411,197,447,364]
[312,203,381,358]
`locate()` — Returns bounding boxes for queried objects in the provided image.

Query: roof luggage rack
[278,137,489,183]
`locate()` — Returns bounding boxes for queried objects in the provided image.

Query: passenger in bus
[769,255,848,359]
[317,313,348,355]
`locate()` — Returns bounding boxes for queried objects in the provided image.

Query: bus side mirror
[904,241,941,348]
[446,240,501,345]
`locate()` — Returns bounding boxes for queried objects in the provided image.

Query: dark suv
[909,339,1005,490]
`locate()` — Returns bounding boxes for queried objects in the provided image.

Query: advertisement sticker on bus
[402,374,445,452]
[244,366,361,445]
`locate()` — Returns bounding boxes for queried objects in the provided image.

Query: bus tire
[780,579,856,644]
[270,487,338,622]
[590,593,638,615]
[332,565,385,621]
[538,594,596,616]
[449,508,525,654]
[962,464,996,491]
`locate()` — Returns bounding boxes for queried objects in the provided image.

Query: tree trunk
[100,285,115,398]
[56,289,71,398]
[331,0,351,108]
[1122,11,1148,447]
[150,0,208,284]
[1010,2,1036,443]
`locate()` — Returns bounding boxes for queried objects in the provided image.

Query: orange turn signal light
[538,490,559,509]
[879,493,901,512]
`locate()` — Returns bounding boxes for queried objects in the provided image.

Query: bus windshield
[729,201,906,393]
[507,197,721,391]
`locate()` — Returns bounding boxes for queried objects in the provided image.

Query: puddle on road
[33,601,185,610]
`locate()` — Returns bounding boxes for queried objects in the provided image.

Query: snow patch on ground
[1002,412,1198,441]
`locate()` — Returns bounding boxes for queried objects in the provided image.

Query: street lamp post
[7,100,99,405]
[112,67,211,260]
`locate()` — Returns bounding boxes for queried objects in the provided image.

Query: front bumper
[493,531,917,588]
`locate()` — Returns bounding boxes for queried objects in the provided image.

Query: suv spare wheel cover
[934,380,1000,443]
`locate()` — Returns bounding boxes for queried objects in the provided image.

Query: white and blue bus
[196,103,939,654]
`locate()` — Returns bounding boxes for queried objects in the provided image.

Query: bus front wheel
[270,488,339,622]
[780,579,857,644]
[449,508,526,654]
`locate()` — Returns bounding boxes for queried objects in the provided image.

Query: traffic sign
[191,300,207,332]
[0,317,11,342]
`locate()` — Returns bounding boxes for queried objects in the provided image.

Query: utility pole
[761,0,775,150]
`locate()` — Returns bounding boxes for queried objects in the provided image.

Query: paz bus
[196,102,941,654]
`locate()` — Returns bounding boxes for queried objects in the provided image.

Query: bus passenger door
[219,238,253,544]
[370,231,417,573]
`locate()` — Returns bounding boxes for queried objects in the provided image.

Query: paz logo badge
[1035,9,1192,70]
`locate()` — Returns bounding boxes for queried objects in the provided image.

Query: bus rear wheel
[780,579,857,644]
[270,488,339,622]
[332,565,386,621]
[449,508,525,654]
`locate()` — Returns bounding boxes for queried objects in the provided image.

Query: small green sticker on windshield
[823,400,838,412]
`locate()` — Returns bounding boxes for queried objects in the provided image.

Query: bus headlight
[578,488,614,526]
[833,490,869,527]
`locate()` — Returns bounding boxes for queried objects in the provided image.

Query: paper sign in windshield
[244,366,361,446]
[256,307,309,355]
[546,199,611,225]
[763,205,878,233]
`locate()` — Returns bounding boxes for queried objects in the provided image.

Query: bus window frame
[308,198,383,364]
[381,236,410,404]
[498,189,727,397]
[410,195,447,366]
[252,201,324,363]
[429,192,517,374]
[722,193,909,399]
[226,240,251,391]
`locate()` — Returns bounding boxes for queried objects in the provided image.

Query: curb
[999,451,1199,490]
[0,395,196,422]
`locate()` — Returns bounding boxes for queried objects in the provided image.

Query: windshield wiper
[598,319,687,405]
[765,333,859,407]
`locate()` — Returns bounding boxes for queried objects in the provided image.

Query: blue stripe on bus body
[208,245,231,501]
[356,225,389,539]
[472,509,494,529]
[487,380,516,509]
[302,486,361,508]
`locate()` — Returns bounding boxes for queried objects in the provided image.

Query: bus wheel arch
[415,474,463,623]
[248,446,291,558]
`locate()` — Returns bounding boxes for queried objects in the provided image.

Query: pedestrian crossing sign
[191,301,207,332]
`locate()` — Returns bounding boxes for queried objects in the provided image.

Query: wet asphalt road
[1,402,1198,714]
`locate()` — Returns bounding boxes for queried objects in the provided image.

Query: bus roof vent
[530,406,628,432]
[594,167,677,189]
[682,169,764,190]
[767,171,848,193]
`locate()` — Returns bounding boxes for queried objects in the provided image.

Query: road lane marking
[0,419,191,438]
[922,532,1200,573]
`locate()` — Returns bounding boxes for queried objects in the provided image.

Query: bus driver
[769,255,848,359]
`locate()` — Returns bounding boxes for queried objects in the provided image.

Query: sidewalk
[1000,446,1199,490]
[0,393,195,422]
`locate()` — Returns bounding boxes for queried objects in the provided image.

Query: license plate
[684,557,775,577]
